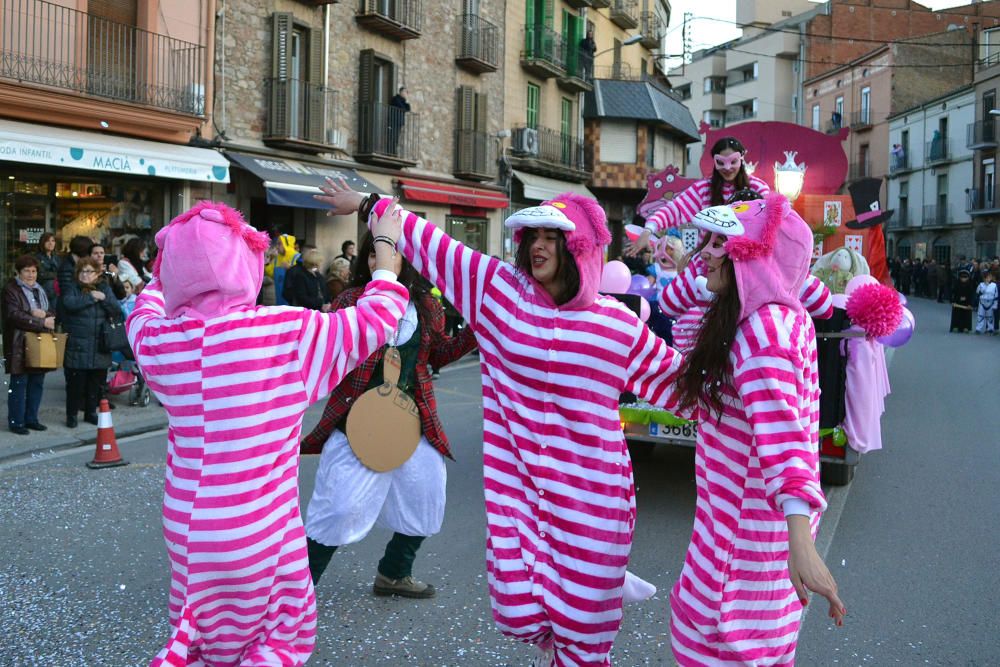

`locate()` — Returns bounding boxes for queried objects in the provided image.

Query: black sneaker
[83,413,99,426]
[9,425,29,435]
[25,423,47,431]
[66,416,78,428]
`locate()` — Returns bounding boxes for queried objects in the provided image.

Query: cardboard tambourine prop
[346,346,422,472]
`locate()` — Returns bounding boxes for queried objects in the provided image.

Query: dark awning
[225,152,379,209]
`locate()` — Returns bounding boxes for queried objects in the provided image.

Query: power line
[724,44,977,69]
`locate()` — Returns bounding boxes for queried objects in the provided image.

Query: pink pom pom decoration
[846,283,903,339]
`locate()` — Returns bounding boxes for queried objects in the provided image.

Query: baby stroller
[108,349,151,407]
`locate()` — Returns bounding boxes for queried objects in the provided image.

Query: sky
[660,0,983,71]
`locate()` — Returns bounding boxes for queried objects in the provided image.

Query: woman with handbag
[2,255,57,434]
[58,257,121,427]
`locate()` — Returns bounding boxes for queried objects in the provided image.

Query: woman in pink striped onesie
[317,182,683,666]
[126,202,408,666]
[669,194,846,665]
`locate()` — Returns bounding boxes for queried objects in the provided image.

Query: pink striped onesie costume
[643,175,770,234]
[126,202,407,666]
[368,195,683,666]
[668,195,828,665]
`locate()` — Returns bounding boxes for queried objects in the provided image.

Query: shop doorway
[447,216,487,253]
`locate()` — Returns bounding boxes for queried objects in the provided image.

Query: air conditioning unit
[512,127,539,156]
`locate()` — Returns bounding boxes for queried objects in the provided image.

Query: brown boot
[372,572,436,599]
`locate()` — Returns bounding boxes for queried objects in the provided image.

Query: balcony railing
[564,0,593,8]
[923,203,948,226]
[453,129,496,180]
[848,158,872,181]
[967,187,999,213]
[595,62,643,81]
[356,101,420,165]
[521,24,565,78]
[0,0,206,115]
[727,107,757,122]
[609,0,639,29]
[925,138,952,164]
[265,78,337,149]
[356,0,421,40]
[455,13,498,73]
[889,151,910,173]
[590,0,611,8]
[889,206,908,228]
[557,48,593,93]
[849,110,872,129]
[511,125,591,177]
[639,12,663,48]
[967,119,997,149]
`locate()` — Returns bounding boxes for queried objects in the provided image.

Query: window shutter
[358,49,376,154]
[456,86,475,174]
[476,92,489,174]
[271,13,293,138]
[307,28,326,143]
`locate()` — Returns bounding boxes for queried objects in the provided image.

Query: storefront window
[447,216,487,253]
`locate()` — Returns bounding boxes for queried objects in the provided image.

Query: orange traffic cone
[86,399,128,469]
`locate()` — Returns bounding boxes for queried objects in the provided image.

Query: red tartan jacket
[300,287,477,459]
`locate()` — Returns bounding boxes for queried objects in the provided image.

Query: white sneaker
[622,570,657,603]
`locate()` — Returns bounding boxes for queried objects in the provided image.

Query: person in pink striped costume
[628,136,770,256]
[669,194,846,665]
[125,201,408,666]
[659,253,834,354]
[317,180,683,666]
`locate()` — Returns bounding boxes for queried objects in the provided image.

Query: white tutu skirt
[305,429,447,546]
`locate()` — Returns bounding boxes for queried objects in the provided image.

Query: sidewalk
[0,369,168,463]
[0,355,483,464]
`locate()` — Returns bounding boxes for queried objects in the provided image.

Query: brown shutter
[270,13,293,138]
[307,28,326,143]
[455,86,475,174]
[475,92,489,174]
[358,49,376,154]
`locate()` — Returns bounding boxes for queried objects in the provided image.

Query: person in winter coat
[668,194,845,666]
[58,257,121,427]
[286,248,331,311]
[301,231,478,598]
[627,135,770,255]
[55,235,94,307]
[326,257,351,303]
[116,238,151,292]
[2,255,57,434]
[35,232,60,304]
[127,201,407,667]
[317,179,683,667]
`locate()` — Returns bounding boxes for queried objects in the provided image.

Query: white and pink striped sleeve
[126,278,166,352]
[734,346,827,513]
[296,278,408,403]
[658,263,704,317]
[369,197,501,327]
[625,318,685,415]
[748,174,772,196]
[644,181,708,233]
[800,274,833,320]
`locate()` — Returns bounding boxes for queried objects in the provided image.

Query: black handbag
[100,317,130,354]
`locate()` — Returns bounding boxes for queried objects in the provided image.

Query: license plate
[649,421,697,441]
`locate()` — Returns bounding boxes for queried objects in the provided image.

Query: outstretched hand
[315,176,365,216]
[372,197,403,244]
[625,228,653,257]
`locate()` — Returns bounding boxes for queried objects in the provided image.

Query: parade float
[613,120,913,485]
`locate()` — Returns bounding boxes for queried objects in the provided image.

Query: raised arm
[624,312,685,416]
[800,274,833,320]
[658,260,707,317]
[644,181,709,234]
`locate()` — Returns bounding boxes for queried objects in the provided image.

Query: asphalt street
[1,296,996,666]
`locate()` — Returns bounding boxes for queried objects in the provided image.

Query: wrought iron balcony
[557,48,593,93]
[610,0,639,30]
[0,0,206,115]
[888,206,908,228]
[356,101,420,166]
[849,110,873,130]
[889,151,911,174]
[967,187,1000,214]
[453,129,496,181]
[967,120,997,149]
[590,0,611,8]
[848,158,872,181]
[509,125,591,181]
[356,0,421,40]
[594,62,641,81]
[520,25,565,79]
[639,12,663,48]
[922,203,948,226]
[455,13,499,74]
[264,79,338,152]
[925,138,952,164]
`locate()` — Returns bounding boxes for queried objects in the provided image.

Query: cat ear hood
[153,201,269,319]
[504,194,611,310]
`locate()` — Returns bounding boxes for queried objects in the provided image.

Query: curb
[0,419,168,465]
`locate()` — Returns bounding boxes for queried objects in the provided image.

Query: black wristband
[359,192,381,220]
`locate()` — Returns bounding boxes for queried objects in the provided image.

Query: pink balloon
[639,297,651,322]
[897,291,907,306]
[600,260,632,294]
[876,307,915,347]
[844,274,879,297]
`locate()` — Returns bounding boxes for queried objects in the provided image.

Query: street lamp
[593,34,644,59]
[774,151,807,203]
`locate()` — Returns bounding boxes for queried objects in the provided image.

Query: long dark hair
[675,259,740,419]
[514,228,580,306]
[709,136,750,206]
[122,238,147,273]
[354,231,433,321]
[37,232,56,256]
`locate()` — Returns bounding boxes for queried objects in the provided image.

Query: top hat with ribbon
[845,177,894,229]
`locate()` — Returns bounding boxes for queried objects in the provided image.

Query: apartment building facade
[965,27,1000,260]
[0,0,228,278]
[885,86,975,263]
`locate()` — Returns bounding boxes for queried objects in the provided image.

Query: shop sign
[19,228,44,244]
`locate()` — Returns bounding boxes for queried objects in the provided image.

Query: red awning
[398,178,509,209]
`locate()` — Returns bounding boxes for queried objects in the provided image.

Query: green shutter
[307,28,325,143]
